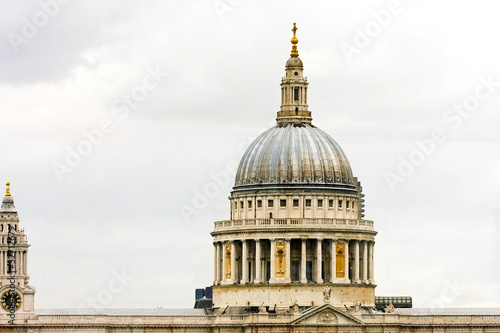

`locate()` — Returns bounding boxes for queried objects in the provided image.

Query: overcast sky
[1,0,499,309]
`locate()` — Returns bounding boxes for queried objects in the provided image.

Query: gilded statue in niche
[275,239,286,278]
[225,244,231,280]
[336,242,345,278]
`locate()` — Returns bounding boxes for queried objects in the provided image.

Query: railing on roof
[214,218,374,231]
[37,314,212,323]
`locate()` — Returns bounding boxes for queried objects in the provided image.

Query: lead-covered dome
[234,123,355,190]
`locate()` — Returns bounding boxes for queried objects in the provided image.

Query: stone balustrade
[214,218,374,232]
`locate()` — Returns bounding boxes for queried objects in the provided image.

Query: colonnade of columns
[0,250,28,275]
[213,238,374,286]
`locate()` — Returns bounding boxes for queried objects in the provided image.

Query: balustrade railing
[214,218,374,230]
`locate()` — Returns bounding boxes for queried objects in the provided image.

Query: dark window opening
[280,199,286,207]
[294,87,299,101]
[339,200,343,209]
[268,200,274,208]
[7,260,15,274]
[318,199,323,208]
[306,261,313,281]
[328,199,334,208]
[248,262,252,282]
[305,199,311,207]
[240,201,244,209]
[292,261,300,281]
[257,200,262,208]
[346,201,350,209]
[293,199,299,207]
[248,200,252,209]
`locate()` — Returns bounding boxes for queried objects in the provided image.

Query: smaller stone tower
[0,181,35,321]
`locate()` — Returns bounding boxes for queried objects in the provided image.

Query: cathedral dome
[234,123,355,190]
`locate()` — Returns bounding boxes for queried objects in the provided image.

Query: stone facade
[2,306,500,332]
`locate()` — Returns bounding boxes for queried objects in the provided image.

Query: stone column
[213,242,218,285]
[231,241,237,284]
[369,241,375,284]
[362,241,368,283]
[241,240,248,284]
[353,240,360,284]
[254,240,261,284]
[270,239,276,283]
[217,243,222,283]
[18,251,22,275]
[222,242,228,283]
[285,238,291,283]
[344,239,352,283]
[316,239,323,283]
[300,238,307,283]
[330,239,336,283]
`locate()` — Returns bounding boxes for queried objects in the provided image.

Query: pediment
[292,304,363,326]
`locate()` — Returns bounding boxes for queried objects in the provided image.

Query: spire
[291,23,299,57]
[5,181,10,196]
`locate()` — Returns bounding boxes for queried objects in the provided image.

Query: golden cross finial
[5,181,11,196]
[291,23,299,57]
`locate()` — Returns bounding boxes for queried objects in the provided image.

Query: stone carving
[24,276,33,290]
[317,310,337,323]
[259,303,267,314]
[385,302,395,313]
[291,300,299,314]
[354,301,361,313]
[323,285,331,303]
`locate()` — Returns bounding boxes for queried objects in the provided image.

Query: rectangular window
[240,201,244,209]
[339,200,342,208]
[305,199,311,207]
[328,199,333,208]
[248,200,252,209]
[306,261,313,281]
[346,201,350,209]
[257,200,262,208]
[268,199,274,208]
[318,199,323,208]
[293,199,299,207]
[280,199,286,207]
[294,87,299,100]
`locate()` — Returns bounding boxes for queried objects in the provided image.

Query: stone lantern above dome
[211,24,376,310]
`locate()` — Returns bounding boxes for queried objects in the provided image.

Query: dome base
[213,283,375,307]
